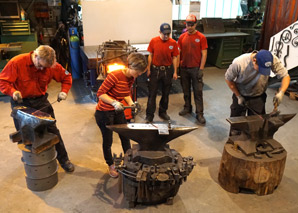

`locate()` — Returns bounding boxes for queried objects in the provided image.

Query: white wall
[81,0,172,46]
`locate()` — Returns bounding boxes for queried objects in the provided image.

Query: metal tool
[244,103,264,121]
[32,100,58,116]
[123,102,142,116]
[269,102,280,117]
[148,121,171,135]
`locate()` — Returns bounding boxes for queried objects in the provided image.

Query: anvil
[10,106,59,153]
[107,123,198,151]
[227,113,296,157]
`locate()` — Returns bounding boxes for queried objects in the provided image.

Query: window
[172,0,243,20]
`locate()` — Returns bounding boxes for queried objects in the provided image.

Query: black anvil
[227,113,296,158]
[10,106,59,153]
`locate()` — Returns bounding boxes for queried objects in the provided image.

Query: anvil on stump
[107,123,197,207]
[218,113,296,195]
[9,106,59,191]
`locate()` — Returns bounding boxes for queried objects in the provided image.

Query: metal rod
[31,100,58,115]
[118,170,137,179]
[245,104,264,121]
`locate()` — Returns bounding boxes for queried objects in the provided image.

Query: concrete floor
[0,66,298,213]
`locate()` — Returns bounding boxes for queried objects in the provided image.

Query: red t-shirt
[178,31,208,68]
[147,36,179,66]
[0,52,72,98]
[96,69,134,111]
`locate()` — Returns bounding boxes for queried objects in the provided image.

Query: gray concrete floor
[0,67,298,213]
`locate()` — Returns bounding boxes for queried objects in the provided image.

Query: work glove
[237,95,246,106]
[111,100,124,112]
[57,92,67,102]
[273,91,284,106]
[13,91,23,103]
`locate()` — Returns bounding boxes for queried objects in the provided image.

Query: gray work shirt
[225,53,288,97]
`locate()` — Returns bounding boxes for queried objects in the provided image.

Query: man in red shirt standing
[145,23,179,123]
[178,14,208,124]
[0,45,75,172]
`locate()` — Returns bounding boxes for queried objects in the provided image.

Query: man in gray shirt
[225,49,290,135]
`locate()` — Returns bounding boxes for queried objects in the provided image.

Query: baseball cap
[160,23,171,34]
[256,49,273,76]
[186,14,197,23]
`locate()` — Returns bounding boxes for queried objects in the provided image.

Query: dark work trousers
[10,93,69,164]
[229,93,267,135]
[146,65,173,118]
[94,110,131,166]
[180,67,204,115]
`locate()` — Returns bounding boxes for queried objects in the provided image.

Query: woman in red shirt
[95,53,147,178]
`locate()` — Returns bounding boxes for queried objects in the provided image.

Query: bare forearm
[99,94,115,105]
[147,54,152,76]
[173,57,177,74]
[225,79,241,97]
[200,49,207,70]
[279,74,290,93]
[124,96,134,106]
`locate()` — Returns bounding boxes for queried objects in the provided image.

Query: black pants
[229,93,267,135]
[180,67,204,114]
[95,110,131,166]
[10,94,69,164]
[146,65,173,118]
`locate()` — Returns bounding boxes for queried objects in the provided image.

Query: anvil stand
[108,123,197,207]
[218,113,296,195]
[10,106,60,191]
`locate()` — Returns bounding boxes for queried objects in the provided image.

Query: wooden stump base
[218,141,287,195]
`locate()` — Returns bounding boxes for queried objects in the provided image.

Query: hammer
[269,102,280,117]
[123,102,142,116]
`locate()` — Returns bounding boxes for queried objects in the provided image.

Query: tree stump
[218,141,287,196]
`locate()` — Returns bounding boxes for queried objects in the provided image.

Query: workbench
[205,32,249,69]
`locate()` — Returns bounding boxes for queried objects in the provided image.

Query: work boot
[108,164,119,178]
[60,160,75,173]
[179,108,191,116]
[159,112,170,120]
[145,115,153,123]
[196,114,206,124]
